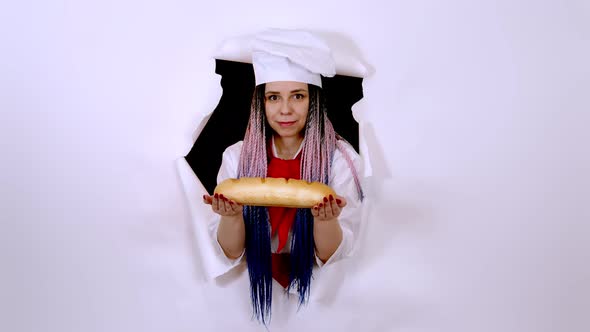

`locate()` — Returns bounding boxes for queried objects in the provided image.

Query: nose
[279,100,293,115]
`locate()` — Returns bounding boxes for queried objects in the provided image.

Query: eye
[293,94,306,100]
[266,95,279,102]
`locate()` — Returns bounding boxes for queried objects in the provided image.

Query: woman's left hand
[311,194,347,222]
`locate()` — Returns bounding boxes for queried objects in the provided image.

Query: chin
[276,131,296,137]
[272,126,295,134]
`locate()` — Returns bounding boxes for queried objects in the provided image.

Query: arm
[203,194,245,259]
[201,142,247,276]
[217,214,245,259]
[312,195,347,263]
[313,142,364,265]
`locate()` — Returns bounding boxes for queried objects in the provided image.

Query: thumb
[335,195,347,208]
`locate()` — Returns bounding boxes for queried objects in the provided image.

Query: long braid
[238,85,272,325]
[238,86,267,178]
[335,135,365,201]
[290,86,365,305]
[302,85,364,201]
[289,85,336,305]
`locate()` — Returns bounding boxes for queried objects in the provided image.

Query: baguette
[214,177,336,208]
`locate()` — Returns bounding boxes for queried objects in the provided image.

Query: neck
[273,135,303,159]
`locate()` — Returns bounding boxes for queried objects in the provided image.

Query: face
[264,81,309,139]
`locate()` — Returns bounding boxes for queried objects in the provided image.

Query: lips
[278,121,296,127]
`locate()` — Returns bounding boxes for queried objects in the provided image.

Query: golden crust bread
[214,177,336,208]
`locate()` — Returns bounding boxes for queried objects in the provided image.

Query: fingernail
[329,195,334,201]
[323,197,328,202]
[214,193,218,199]
[314,206,318,210]
[319,203,323,207]
[220,194,225,200]
[202,195,206,200]
[336,199,342,204]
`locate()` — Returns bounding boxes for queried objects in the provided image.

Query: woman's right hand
[204,193,245,259]
[203,194,243,217]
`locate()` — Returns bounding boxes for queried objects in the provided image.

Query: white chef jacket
[207,139,364,295]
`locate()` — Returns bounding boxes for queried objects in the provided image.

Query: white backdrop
[1,1,589,331]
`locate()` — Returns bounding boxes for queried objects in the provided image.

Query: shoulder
[330,139,364,202]
[217,141,243,183]
[219,140,243,170]
[331,139,363,180]
[222,141,243,158]
[333,140,362,166]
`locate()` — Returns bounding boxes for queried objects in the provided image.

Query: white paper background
[1,1,589,331]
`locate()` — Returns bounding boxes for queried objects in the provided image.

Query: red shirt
[267,143,301,288]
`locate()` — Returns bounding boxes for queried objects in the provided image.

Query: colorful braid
[238,86,273,324]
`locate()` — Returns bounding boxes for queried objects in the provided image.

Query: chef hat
[251,29,336,87]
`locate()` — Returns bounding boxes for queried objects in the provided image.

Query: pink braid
[238,86,267,178]
[301,86,364,200]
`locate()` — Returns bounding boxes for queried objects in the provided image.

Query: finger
[212,200,220,214]
[203,195,212,205]
[233,201,243,209]
[218,194,226,212]
[318,202,326,219]
[228,200,238,214]
[324,196,335,219]
[231,201,243,214]
[311,205,319,217]
[336,196,347,208]
[322,196,329,217]
[220,195,233,214]
[214,193,221,211]
[329,195,341,218]
[332,203,342,219]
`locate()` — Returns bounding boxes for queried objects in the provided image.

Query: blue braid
[243,205,273,325]
[288,208,316,306]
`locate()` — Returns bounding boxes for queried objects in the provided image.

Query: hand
[311,195,347,222]
[203,193,243,218]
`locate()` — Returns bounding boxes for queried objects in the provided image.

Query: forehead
[265,81,308,93]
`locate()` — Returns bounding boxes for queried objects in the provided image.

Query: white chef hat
[251,29,336,88]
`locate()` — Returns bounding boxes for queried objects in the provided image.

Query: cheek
[265,104,276,118]
[299,104,309,120]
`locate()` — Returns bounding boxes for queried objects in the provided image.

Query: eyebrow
[265,89,308,95]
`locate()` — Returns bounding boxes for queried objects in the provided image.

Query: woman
[203,29,364,324]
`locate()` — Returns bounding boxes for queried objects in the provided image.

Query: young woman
[202,29,364,324]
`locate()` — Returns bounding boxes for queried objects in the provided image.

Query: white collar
[271,136,304,160]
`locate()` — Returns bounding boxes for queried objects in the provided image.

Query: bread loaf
[214,177,336,208]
